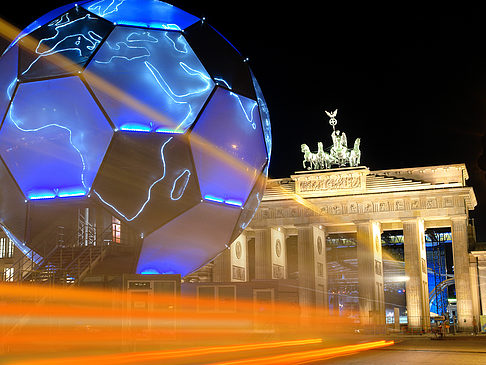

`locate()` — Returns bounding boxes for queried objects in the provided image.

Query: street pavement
[320,334,486,364]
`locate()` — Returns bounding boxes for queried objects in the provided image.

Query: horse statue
[300,109,362,170]
[348,138,361,167]
[301,144,319,170]
[330,130,349,166]
[317,141,333,169]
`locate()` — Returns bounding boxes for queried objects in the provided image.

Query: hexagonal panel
[0,46,18,123]
[82,0,200,30]
[184,21,256,100]
[190,87,267,207]
[136,201,241,276]
[84,26,214,133]
[18,6,113,81]
[0,77,113,200]
[93,132,200,235]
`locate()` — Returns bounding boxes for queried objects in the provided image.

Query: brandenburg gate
[209,110,479,332]
[241,163,477,332]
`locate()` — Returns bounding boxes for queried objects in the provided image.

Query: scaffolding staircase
[3,223,115,285]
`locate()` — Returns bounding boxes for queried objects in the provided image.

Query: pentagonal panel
[18,6,113,81]
[3,2,89,56]
[0,46,18,123]
[251,70,272,160]
[184,21,256,100]
[93,132,200,235]
[136,201,241,276]
[0,157,27,243]
[0,77,113,200]
[82,0,200,30]
[84,26,214,133]
[190,87,267,207]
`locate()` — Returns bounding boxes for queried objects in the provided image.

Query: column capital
[252,227,271,232]
[450,214,468,222]
[401,217,424,224]
[354,220,382,232]
[353,219,374,226]
[310,223,326,231]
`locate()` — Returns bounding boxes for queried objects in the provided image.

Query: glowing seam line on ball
[144,60,212,131]
[115,21,181,31]
[170,169,191,201]
[94,31,157,65]
[93,43,150,64]
[241,192,261,229]
[7,78,16,100]
[21,13,103,77]
[6,106,89,198]
[86,0,126,18]
[94,137,180,221]
[229,91,258,130]
[164,33,188,53]
[213,77,258,130]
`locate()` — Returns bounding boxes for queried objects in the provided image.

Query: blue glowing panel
[82,0,200,30]
[136,201,241,276]
[3,2,89,56]
[0,77,113,200]
[184,21,256,99]
[190,87,267,206]
[0,158,27,243]
[251,71,272,161]
[0,46,18,123]
[85,26,214,133]
[18,6,113,81]
[93,132,200,235]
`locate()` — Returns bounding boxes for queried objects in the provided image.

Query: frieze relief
[252,194,463,222]
[394,199,405,211]
[299,175,362,193]
[426,198,438,209]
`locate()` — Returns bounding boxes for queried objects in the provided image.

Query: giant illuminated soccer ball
[0,0,271,276]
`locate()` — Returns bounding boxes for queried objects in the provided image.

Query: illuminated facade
[0,0,270,277]
[198,164,481,332]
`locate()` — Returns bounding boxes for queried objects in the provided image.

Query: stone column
[356,221,385,328]
[254,228,272,280]
[469,254,481,327]
[451,216,473,331]
[297,226,315,316]
[313,226,327,309]
[230,233,249,282]
[270,228,287,280]
[478,258,486,316]
[402,218,430,332]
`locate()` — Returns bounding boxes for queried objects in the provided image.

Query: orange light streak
[9,338,323,365]
[209,340,395,365]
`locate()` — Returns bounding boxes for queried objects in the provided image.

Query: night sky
[1,2,486,240]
